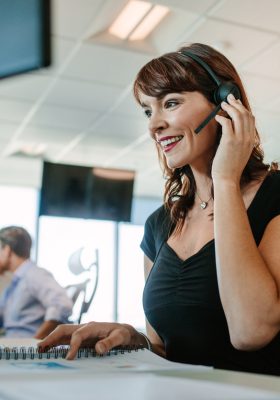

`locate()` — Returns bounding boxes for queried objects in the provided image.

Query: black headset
[179,51,241,134]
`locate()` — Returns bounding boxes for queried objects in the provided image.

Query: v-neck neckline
[164,173,270,264]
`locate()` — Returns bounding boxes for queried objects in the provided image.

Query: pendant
[200,201,207,209]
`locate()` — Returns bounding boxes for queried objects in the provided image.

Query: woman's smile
[158,135,184,152]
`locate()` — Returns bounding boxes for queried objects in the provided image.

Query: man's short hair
[0,226,32,258]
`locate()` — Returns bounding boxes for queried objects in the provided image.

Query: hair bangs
[134,54,199,103]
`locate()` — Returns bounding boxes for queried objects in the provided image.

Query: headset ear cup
[213,82,241,104]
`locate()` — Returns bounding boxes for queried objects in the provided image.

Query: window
[0,185,38,257]
[37,217,115,322]
[118,223,145,330]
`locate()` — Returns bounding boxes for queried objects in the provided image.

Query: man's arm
[29,267,73,337]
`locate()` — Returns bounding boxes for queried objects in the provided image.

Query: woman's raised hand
[212,93,256,184]
[38,322,140,360]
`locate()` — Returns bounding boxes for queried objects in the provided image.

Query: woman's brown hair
[133,43,278,234]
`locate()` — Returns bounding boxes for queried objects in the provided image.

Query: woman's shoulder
[259,169,280,197]
[266,169,280,186]
[145,204,170,226]
[248,169,280,193]
[252,169,280,212]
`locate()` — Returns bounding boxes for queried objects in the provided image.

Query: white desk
[0,349,279,399]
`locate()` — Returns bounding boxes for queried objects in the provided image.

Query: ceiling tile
[0,74,52,102]
[85,0,128,38]
[209,0,280,33]
[157,0,218,13]
[47,37,78,73]
[0,122,20,141]
[60,144,124,167]
[45,78,123,110]
[21,124,80,144]
[241,73,280,108]
[242,41,280,79]
[82,115,147,146]
[184,19,277,66]
[52,0,104,39]
[30,104,97,131]
[150,8,200,54]
[63,43,152,86]
[80,135,132,149]
[0,99,32,122]
[112,90,145,118]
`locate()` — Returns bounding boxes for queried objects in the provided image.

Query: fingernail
[96,343,105,353]
[228,93,235,100]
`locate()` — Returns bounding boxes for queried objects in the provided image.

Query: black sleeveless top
[141,171,280,375]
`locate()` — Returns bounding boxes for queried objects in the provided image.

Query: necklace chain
[196,192,212,210]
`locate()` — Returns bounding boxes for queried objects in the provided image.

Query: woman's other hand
[38,322,140,360]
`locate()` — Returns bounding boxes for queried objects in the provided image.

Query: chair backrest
[65,248,99,323]
[65,279,90,324]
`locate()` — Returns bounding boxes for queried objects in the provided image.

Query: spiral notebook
[0,337,146,361]
[0,337,212,376]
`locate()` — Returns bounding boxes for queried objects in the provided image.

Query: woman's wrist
[122,324,153,351]
[212,177,240,189]
[137,331,152,351]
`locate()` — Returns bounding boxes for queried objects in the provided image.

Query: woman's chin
[166,158,189,170]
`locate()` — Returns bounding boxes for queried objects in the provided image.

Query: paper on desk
[0,337,39,348]
[0,349,210,374]
[0,373,278,400]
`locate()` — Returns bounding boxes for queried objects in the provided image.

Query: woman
[40,43,280,375]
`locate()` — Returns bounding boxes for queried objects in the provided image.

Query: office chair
[66,247,99,324]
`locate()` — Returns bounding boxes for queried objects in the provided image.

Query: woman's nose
[148,112,168,136]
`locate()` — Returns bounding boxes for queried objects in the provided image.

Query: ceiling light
[20,143,47,156]
[108,0,152,40]
[129,5,169,41]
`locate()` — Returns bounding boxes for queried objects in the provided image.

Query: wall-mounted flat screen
[0,0,51,79]
[39,162,135,222]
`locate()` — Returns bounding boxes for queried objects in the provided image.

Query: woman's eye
[165,100,178,108]
[143,109,152,118]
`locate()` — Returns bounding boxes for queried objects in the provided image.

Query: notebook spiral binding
[0,345,144,361]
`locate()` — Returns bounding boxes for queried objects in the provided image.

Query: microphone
[194,103,222,134]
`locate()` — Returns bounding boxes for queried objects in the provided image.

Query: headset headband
[178,51,221,86]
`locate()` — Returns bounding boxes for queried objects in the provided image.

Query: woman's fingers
[38,322,135,360]
[215,114,233,136]
[65,323,132,360]
[220,94,254,139]
[38,324,82,349]
[66,325,91,360]
[95,327,131,354]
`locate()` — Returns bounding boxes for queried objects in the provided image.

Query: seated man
[0,226,73,338]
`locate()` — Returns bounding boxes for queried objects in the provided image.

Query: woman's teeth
[161,135,183,147]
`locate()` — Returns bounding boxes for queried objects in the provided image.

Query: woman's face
[139,91,218,170]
